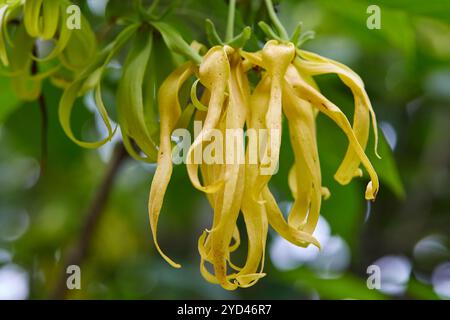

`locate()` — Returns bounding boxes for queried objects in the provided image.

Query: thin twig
[37,93,48,174]
[225,0,236,42]
[31,47,48,175]
[50,143,128,299]
[264,0,288,40]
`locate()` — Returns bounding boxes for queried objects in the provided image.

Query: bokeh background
[1,0,450,299]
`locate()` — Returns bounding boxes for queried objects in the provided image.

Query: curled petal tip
[200,180,224,194]
[321,187,331,200]
[311,238,321,249]
[355,168,363,178]
[334,173,351,186]
[364,181,378,200]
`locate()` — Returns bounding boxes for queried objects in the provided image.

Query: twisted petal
[186,46,230,193]
[212,59,249,289]
[198,56,250,290]
[296,50,380,185]
[282,80,323,233]
[285,65,379,200]
[252,40,295,196]
[148,62,194,268]
[263,187,320,248]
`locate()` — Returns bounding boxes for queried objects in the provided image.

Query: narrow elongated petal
[186,46,230,193]
[148,62,194,268]
[296,50,379,185]
[234,75,271,287]
[253,40,295,196]
[209,58,249,289]
[263,187,320,248]
[282,81,322,232]
[285,65,379,200]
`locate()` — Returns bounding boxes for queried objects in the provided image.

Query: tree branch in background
[37,93,48,174]
[31,47,48,175]
[50,143,128,299]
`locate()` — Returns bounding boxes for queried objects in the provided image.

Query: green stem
[225,0,236,42]
[264,0,288,40]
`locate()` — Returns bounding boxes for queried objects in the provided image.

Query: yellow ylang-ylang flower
[149,38,379,290]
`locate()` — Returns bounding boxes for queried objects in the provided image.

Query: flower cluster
[150,36,379,289]
[0,0,380,290]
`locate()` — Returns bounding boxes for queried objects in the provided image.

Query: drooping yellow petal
[253,40,295,196]
[263,187,320,248]
[296,50,380,185]
[285,65,379,200]
[199,117,237,289]
[186,46,230,194]
[196,94,232,285]
[200,56,248,290]
[239,50,263,68]
[282,80,322,233]
[148,62,194,268]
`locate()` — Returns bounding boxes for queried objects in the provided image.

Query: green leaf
[105,0,140,22]
[362,0,450,25]
[316,0,416,60]
[315,114,363,246]
[116,28,158,161]
[407,278,440,300]
[279,267,388,300]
